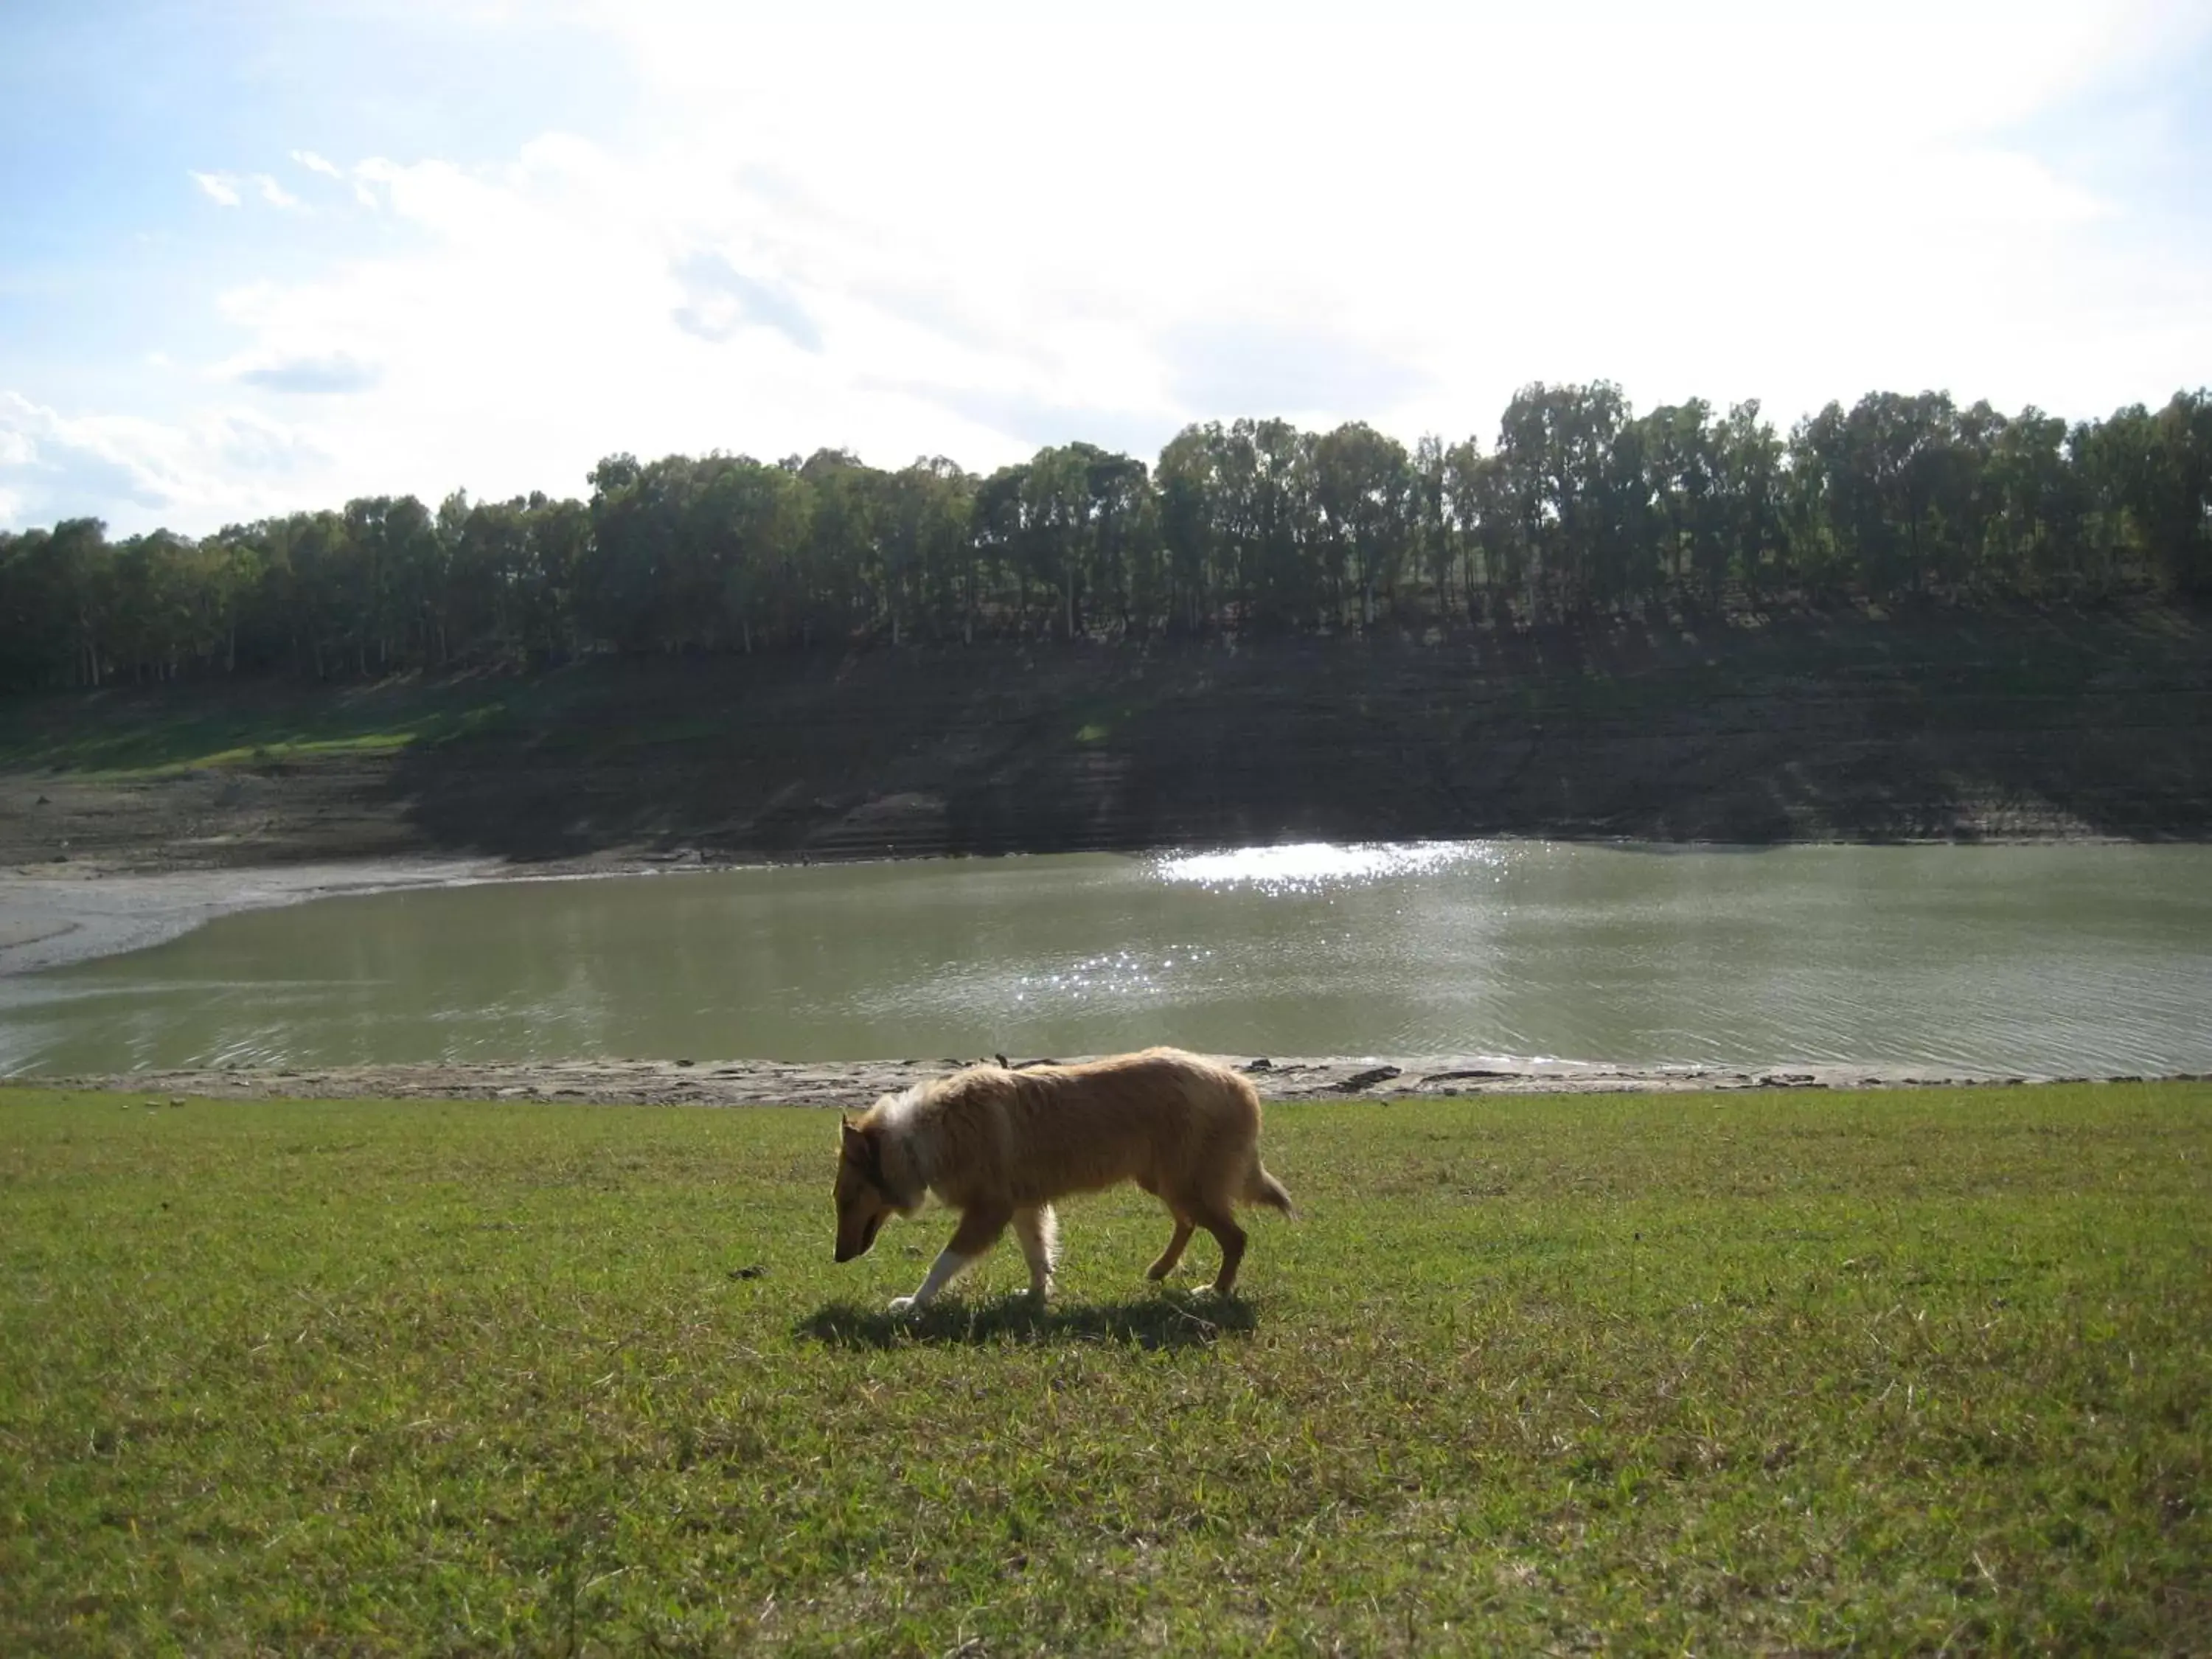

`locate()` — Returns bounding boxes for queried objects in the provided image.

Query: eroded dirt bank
[3,608,2208,881]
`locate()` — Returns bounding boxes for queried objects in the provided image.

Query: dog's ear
[842,1119,888,1189]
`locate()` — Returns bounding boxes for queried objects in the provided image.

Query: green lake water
[4,842,2208,1077]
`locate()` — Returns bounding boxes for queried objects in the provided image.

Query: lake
[4,842,2209,1078]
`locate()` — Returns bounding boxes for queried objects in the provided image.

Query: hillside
[2,605,2208,874]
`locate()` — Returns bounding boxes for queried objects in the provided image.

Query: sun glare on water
[1150,841,1503,895]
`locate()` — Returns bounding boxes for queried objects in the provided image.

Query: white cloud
[0,390,324,531]
[574,0,2211,437]
[189,171,243,208]
[175,136,1035,516]
[27,0,2212,534]
[192,169,305,212]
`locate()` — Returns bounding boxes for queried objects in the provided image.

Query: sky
[2,0,2209,536]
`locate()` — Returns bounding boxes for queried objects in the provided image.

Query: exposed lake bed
[32,1050,2161,1110]
[0,855,507,977]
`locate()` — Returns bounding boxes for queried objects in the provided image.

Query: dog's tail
[1245,1161,1295,1218]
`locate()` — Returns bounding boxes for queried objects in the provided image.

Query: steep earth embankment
[2,606,2208,876]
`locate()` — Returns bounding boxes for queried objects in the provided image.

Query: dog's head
[833,1116,897,1263]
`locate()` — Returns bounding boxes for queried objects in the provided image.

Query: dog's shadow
[796,1290,1259,1351]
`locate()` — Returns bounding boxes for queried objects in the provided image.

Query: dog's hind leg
[1189,1202,1248,1298]
[891,1203,1011,1314]
[1014,1205,1057,1302]
[1146,1217,1194,1281]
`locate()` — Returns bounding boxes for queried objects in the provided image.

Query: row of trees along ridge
[2,382,2208,688]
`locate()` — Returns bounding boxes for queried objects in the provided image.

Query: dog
[833,1047,1293,1311]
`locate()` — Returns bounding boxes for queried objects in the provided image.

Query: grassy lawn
[1,1084,2205,1654]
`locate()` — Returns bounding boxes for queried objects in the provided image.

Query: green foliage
[1,1083,2205,1653]
[4,386,2210,692]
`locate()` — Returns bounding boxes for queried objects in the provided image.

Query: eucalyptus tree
[1441,437,1500,621]
[1155,425,1220,635]
[1495,383,1638,617]
[971,462,1029,636]
[1243,418,1312,630]
[1977,408,2076,594]
[695,456,813,652]
[1080,448,1155,637]
[2150,390,2212,594]
[1018,444,1096,641]
[1310,421,1413,628]
[1713,402,1784,605]
[796,448,881,645]
[1411,434,1455,621]
[876,457,973,644]
[1638,400,1719,600]
[0,520,108,686]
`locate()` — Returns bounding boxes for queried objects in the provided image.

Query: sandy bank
[0,857,515,976]
[31,1052,2197,1108]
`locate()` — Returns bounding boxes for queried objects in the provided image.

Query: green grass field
[3,1084,2205,1655]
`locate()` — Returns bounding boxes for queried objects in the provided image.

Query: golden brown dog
[833,1048,1293,1310]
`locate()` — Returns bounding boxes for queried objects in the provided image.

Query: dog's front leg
[1014,1204,1057,1302]
[889,1204,1010,1314]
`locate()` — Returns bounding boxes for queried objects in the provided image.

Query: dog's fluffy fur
[833,1047,1293,1310]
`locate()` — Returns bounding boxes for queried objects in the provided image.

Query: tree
[1411,434,1455,623]
[1311,422,1413,628]
[1980,408,2076,594]
[2151,391,2212,594]
[1155,427,1218,635]
[1713,402,1784,605]
[4,379,2207,682]
[1018,445,1105,641]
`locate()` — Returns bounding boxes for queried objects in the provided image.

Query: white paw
[1189,1282,1220,1301]
[888,1295,919,1315]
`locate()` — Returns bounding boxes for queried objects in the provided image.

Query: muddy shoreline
[0,855,560,977]
[32,1051,2198,1107]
